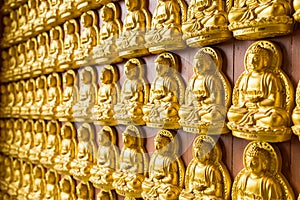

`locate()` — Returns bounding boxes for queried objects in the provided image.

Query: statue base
[147,121,180,130]
[148,41,186,54]
[118,48,149,59]
[185,30,232,47]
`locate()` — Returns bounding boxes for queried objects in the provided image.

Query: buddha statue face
[1,51,8,60]
[52,29,59,40]
[66,22,75,34]
[48,75,57,87]
[78,126,89,141]
[101,6,114,22]
[98,128,111,145]
[82,14,92,28]
[37,78,45,89]
[9,47,16,56]
[25,122,32,132]
[47,123,56,135]
[81,70,92,84]
[15,120,22,130]
[64,73,74,86]
[35,121,43,132]
[155,56,171,76]
[194,141,213,163]
[100,68,113,84]
[46,172,55,184]
[123,131,136,148]
[6,120,13,129]
[154,134,171,153]
[27,81,33,91]
[125,0,139,11]
[124,62,139,80]
[62,126,72,139]
[193,53,215,74]
[33,167,42,178]
[39,35,46,45]
[246,147,270,176]
[246,47,270,72]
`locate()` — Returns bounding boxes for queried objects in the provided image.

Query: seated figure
[227,41,293,142]
[115,58,149,125]
[16,5,28,41]
[11,81,25,117]
[41,73,62,118]
[96,190,117,200]
[33,33,49,76]
[112,125,148,199]
[44,170,59,200]
[59,0,80,20]
[9,119,24,156]
[179,135,231,200]
[24,0,38,37]
[17,162,33,199]
[3,120,14,154]
[8,11,18,44]
[73,67,97,120]
[5,83,15,117]
[116,0,151,58]
[232,141,294,200]
[19,120,34,160]
[8,159,22,196]
[92,3,122,64]
[293,82,300,139]
[23,38,37,78]
[74,11,98,66]
[76,182,94,200]
[70,123,96,182]
[43,27,63,74]
[58,20,80,70]
[28,165,46,199]
[0,157,12,192]
[21,79,35,117]
[35,0,49,32]
[54,123,77,174]
[145,0,187,53]
[40,121,60,168]
[56,70,78,121]
[182,0,231,46]
[31,76,47,118]
[59,176,76,200]
[29,120,46,164]
[15,43,26,79]
[228,0,292,39]
[90,126,119,190]
[142,129,185,200]
[92,65,119,125]
[143,52,184,129]
[179,48,231,134]
[46,0,63,26]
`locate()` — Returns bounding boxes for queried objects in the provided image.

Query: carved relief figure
[10,119,24,156]
[142,129,185,200]
[113,125,148,199]
[16,5,28,41]
[90,126,119,191]
[59,176,76,200]
[76,182,94,200]
[35,0,50,32]
[59,0,80,20]
[143,52,184,129]
[24,38,37,78]
[18,162,33,199]
[25,0,38,37]
[115,58,149,125]
[28,165,46,199]
[116,0,151,58]
[8,159,22,196]
[92,65,119,125]
[16,43,26,78]
[46,0,63,25]
[34,33,49,76]
[21,79,35,117]
[45,170,59,200]
[12,81,25,117]
[179,47,231,134]
[232,141,295,200]
[145,0,187,53]
[29,120,46,164]
[31,76,47,117]
[70,123,97,182]
[19,120,34,160]
[227,41,294,142]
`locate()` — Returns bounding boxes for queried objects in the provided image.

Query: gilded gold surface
[76,181,94,200]
[59,176,76,200]
[227,41,294,142]
[29,120,46,164]
[183,0,232,46]
[228,0,293,39]
[24,0,38,38]
[28,165,46,199]
[142,129,185,200]
[45,170,60,200]
[231,141,295,200]
[115,58,149,125]
[145,0,187,53]
[34,33,49,76]
[31,76,47,118]
[18,162,33,199]
[179,135,231,200]
[59,0,80,20]
[143,52,184,129]
[46,0,63,26]
[179,47,231,134]
[35,0,50,32]
[113,125,148,198]
[19,120,34,160]
[293,81,300,140]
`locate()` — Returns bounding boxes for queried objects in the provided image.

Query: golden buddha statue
[70,123,96,182]
[45,170,60,200]
[179,48,231,134]
[5,83,15,117]
[92,3,122,64]
[24,38,37,78]
[58,20,80,71]
[90,126,119,190]
[59,176,76,200]
[292,81,300,139]
[28,165,46,199]
[91,65,119,125]
[74,11,98,66]
[114,58,149,125]
[76,182,94,200]
[143,52,184,129]
[35,0,50,32]
[0,157,12,192]
[0,50,9,81]
[41,73,62,119]
[96,190,117,200]
[8,159,22,196]
[15,43,26,79]
[21,79,35,117]
[116,0,151,58]
[8,10,18,44]
[40,121,60,168]
[73,66,97,120]
[2,119,14,154]
[54,122,77,175]
[57,70,78,121]
[9,119,24,156]
[17,162,33,199]
[46,0,63,26]
[24,0,38,37]
[228,0,293,39]
[7,46,17,81]
[179,135,231,200]
[29,120,46,164]
[19,120,34,160]
[182,0,231,46]
[33,33,49,76]
[31,76,47,118]
[145,0,187,53]
[2,16,11,46]
[112,125,148,199]
[59,0,80,20]
[44,26,63,74]
[142,129,185,200]
[11,81,25,117]
[232,141,295,200]
[227,41,294,142]
[0,86,8,117]
[16,4,28,42]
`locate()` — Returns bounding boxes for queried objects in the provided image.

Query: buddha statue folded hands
[143,52,184,129]
[112,125,148,199]
[70,123,97,182]
[142,129,185,200]
[179,47,231,134]
[114,58,149,125]
[89,126,119,190]
[145,0,187,53]
[227,41,294,142]
[116,0,151,58]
